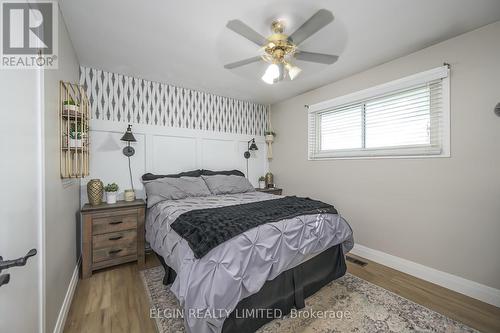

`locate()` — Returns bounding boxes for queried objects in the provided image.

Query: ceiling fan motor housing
[264,33,296,63]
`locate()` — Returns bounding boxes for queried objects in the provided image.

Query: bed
[143,170,354,333]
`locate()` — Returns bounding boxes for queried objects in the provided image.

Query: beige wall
[270,21,500,289]
[43,10,80,332]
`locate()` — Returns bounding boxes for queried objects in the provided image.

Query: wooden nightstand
[81,199,146,278]
[256,187,283,195]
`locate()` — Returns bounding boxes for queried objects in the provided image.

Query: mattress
[145,191,354,333]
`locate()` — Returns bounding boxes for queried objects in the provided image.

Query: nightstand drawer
[92,243,137,263]
[93,230,137,250]
[92,213,137,235]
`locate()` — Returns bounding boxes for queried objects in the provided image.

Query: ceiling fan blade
[294,51,338,64]
[226,20,268,46]
[224,56,262,69]
[289,9,334,45]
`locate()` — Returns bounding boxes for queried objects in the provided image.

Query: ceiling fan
[224,9,338,84]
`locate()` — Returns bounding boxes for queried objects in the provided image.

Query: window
[308,66,450,159]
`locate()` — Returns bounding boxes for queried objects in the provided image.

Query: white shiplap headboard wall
[79,67,270,204]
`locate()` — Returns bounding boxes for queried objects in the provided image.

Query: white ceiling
[60,0,500,105]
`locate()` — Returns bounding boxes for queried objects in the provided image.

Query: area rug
[141,266,477,333]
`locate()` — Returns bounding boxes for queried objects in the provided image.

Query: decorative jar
[124,189,135,202]
[87,179,103,206]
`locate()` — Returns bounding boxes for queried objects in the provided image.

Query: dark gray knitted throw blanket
[171,196,338,258]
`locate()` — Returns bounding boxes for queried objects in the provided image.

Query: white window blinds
[308,66,449,159]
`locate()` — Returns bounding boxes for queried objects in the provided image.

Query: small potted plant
[63,99,79,113]
[69,123,83,148]
[264,130,275,143]
[258,176,266,189]
[104,183,119,204]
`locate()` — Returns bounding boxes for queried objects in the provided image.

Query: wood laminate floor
[64,253,500,333]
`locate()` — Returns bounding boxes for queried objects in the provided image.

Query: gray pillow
[201,175,255,195]
[143,176,211,207]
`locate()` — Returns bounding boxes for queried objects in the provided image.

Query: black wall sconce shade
[121,124,137,157]
[244,138,258,159]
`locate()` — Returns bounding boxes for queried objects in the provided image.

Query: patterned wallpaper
[79,66,270,136]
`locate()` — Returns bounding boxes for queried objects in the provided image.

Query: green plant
[264,131,276,137]
[68,122,88,139]
[258,176,266,181]
[104,183,119,192]
[63,99,78,106]
[69,123,82,139]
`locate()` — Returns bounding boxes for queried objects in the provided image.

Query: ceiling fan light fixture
[285,63,302,80]
[262,63,280,84]
[225,9,338,83]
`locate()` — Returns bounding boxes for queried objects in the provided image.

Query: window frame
[308,66,450,160]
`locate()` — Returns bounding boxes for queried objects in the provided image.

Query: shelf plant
[63,98,80,112]
[68,123,87,148]
[264,131,276,137]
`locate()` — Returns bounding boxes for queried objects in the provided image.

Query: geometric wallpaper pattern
[80,66,270,136]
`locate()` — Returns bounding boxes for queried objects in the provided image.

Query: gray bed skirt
[156,244,347,333]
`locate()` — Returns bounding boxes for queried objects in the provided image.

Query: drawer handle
[109,249,122,255]
[109,221,123,225]
[108,236,123,241]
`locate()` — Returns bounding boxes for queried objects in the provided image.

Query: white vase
[106,192,117,204]
[259,181,266,189]
[63,104,79,112]
[69,138,82,148]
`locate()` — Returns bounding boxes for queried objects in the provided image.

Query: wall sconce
[121,124,137,195]
[244,138,258,178]
[121,124,137,156]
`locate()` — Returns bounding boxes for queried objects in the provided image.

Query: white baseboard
[350,244,500,308]
[53,258,80,333]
